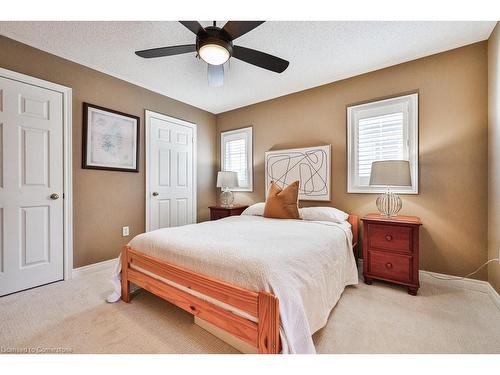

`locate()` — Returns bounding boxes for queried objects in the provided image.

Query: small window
[221,126,253,191]
[347,93,418,193]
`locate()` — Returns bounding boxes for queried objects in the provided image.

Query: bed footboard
[120,246,280,354]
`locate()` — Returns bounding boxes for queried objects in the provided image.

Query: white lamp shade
[369,160,412,187]
[216,171,239,188]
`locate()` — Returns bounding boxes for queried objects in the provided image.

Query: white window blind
[358,112,406,184]
[225,138,248,187]
[221,127,253,191]
[347,93,418,193]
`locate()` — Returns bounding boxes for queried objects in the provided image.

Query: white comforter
[108,215,358,354]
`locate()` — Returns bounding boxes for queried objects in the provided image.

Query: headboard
[347,214,359,255]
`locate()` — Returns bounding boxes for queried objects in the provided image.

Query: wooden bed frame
[121,214,358,354]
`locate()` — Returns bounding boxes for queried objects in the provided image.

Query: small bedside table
[361,214,422,295]
[209,205,248,221]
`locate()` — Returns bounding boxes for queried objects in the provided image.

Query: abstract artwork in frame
[82,103,140,172]
[265,145,331,201]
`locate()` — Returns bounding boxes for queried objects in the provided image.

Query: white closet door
[147,111,196,231]
[0,77,64,296]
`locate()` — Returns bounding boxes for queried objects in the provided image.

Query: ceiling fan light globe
[199,44,230,65]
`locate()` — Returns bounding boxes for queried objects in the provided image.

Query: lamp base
[220,188,234,208]
[376,190,402,218]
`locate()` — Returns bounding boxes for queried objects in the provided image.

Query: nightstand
[361,214,422,295]
[209,205,248,220]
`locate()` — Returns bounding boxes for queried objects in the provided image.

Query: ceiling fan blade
[135,44,196,58]
[179,21,206,36]
[232,45,289,73]
[222,21,265,40]
[207,64,224,87]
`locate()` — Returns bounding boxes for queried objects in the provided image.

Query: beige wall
[217,42,489,280]
[488,23,500,293]
[0,36,217,268]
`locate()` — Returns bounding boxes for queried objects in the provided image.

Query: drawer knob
[385,262,393,269]
[385,234,393,241]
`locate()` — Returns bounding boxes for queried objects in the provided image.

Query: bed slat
[128,267,259,347]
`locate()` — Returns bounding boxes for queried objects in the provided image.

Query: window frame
[220,126,253,192]
[347,93,419,194]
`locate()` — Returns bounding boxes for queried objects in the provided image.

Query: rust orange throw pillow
[263,181,300,219]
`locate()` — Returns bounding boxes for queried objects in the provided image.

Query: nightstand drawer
[210,209,230,220]
[368,223,412,253]
[367,250,412,283]
[209,206,248,221]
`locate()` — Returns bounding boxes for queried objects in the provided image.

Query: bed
[114,213,359,354]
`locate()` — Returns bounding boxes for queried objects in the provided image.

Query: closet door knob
[152,192,159,197]
[50,193,60,200]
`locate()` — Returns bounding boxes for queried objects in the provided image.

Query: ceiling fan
[135,21,289,87]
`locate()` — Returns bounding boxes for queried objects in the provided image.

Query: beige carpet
[1,267,499,354]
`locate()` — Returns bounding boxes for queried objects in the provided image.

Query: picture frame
[82,103,140,172]
[265,145,331,201]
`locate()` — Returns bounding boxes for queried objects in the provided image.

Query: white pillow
[241,202,266,216]
[299,206,349,223]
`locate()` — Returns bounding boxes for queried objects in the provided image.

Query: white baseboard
[357,258,500,311]
[72,258,116,279]
[72,257,500,311]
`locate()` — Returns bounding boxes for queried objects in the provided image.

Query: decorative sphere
[376,192,402,217]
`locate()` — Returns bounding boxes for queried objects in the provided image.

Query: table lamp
[369,160,412,217]
[216,171,239,208]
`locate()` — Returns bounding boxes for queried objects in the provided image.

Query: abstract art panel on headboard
[265,145,331,201]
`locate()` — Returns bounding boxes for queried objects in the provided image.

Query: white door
[146,111,196,231]
[0,77,64,296]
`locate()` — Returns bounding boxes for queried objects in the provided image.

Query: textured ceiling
[0,21,495,113]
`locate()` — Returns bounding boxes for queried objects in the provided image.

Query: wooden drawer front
[228,207,247,216]
[368,223,412,253]
[210,209,229,220]
[368,251,412,283]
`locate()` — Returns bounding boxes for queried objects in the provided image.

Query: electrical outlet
[122,226,129,237]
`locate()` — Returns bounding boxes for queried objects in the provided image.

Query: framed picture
[265,145,331,201]
[82,103,140,172]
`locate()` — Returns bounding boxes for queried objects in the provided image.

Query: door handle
[50,193,60,200]
[152,192,159,197]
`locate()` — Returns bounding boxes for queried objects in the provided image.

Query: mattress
[109,215,358,354]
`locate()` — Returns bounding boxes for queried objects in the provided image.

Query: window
[347,93,418,193]
[221,126,253,191]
